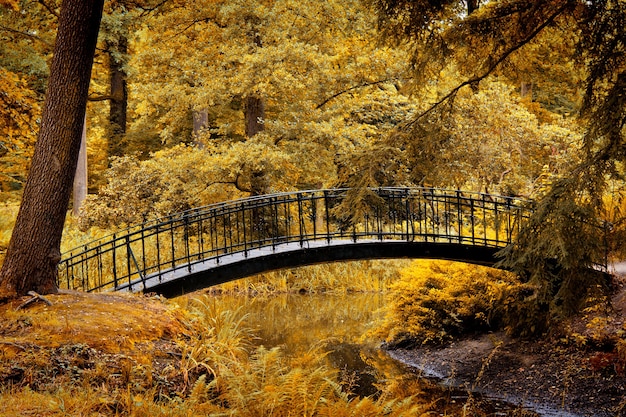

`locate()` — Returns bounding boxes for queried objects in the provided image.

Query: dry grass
[211,260,408,295]
[0,202,19,266]
[0,292,437,416]
[0,291,183,354]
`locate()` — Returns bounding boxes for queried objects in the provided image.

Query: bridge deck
[119,239,503,297]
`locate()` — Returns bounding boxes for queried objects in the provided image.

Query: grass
[209,260,409,295]
[0,202,19,266]
[0,292,439,416]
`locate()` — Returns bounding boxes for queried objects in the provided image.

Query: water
[203,292,552,416]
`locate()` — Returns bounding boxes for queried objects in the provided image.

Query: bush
[378,260,543,347]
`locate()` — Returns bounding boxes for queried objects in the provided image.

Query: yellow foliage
[0,292,183,353]
[0,202,18,265]
[0,68,40,196]
[377,260,530,346]
[0,0,18,10]
[0,291,444,416]
[212,260,407,295]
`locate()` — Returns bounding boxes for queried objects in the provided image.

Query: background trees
[0,0,624,309]
[0,0,55,197]
[366,0,626,316]
[78,0,417,226]
[0,0,104,296]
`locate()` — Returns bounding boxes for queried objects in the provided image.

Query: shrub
[378,260,541,347]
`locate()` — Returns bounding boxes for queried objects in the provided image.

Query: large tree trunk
[0,0,104,297]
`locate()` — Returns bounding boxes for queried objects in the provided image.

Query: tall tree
[368,0,626,315]
[128,0,410,196]
[0,0,104,297]
[0,1,57,196]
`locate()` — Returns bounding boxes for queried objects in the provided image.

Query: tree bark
[521,81,533,100]
[192,108,209,147]
[244,95,265,138]
[73,116,88,217]
[0,0,104,296]
[244,95,268,195]
[467,0,479,15]
[108,36,128,157]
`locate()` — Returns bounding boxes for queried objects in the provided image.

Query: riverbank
[0,291,443,416]
[387,278,626,417]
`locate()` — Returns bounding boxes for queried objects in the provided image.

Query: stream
[204,292,559,416]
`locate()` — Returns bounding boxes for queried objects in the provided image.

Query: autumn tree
[367,0,626,316]
[76,0,415,226]
[0,68,41,195]
[0,1,58,197]
[0,0,104,296]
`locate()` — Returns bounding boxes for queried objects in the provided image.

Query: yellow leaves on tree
[0,68,40,194]
[350,79,583,197]
[79,141,302,228]
[126,0,410,191]
[0,0,18,10]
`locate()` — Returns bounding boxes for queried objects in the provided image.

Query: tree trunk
[244,95,268,195]
[73,116,88,217]
[467,0,479,15]
[244,95,265,138]
[108,36,128,157]
[192,109,209,147]
[0,0,104,297]
[521,81,533,100]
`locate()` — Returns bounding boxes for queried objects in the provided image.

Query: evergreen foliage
[365,0,626,318]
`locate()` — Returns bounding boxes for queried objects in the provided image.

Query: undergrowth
[376,260,544,347]
[0,202,18,266]
[0,292,437,416]
[208,259,408,295]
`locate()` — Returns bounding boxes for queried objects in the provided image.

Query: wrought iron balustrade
[58,187,533,293]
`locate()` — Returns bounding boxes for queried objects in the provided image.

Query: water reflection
[227,293,386,350]
[202,292,542,416]
[204,293,409,396]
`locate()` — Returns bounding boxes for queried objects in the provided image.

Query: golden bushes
[377,260,542,347]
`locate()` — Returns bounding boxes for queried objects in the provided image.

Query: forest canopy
[0,0,624,311]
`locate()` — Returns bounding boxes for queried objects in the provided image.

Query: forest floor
[0,291,191,416]
[389,275,626,417]
[0,279,625,416]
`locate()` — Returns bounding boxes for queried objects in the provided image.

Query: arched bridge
[58,187,533,297]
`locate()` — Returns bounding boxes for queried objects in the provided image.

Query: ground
[0,291,192,415]
[0,282,625,416]
[388,276,626,417]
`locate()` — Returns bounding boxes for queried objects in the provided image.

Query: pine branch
[405,2,570,127]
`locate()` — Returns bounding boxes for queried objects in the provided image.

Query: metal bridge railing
[58,187,533,293]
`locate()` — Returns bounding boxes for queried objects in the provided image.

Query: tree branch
[87,94,114,102]
[0,24,53,47]
[137,0,172,17]
[406,3,569,127]
[166,17,226,41]
[316,79,399,110]
[38,0,59,18]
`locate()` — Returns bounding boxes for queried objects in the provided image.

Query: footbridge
[58,187,532,297]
